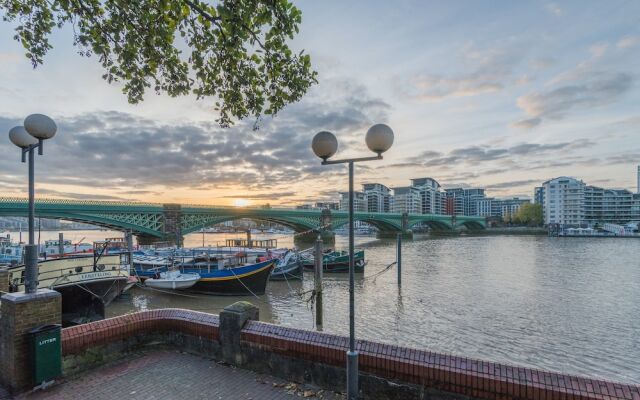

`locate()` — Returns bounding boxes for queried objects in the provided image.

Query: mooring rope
[363,261,397,283]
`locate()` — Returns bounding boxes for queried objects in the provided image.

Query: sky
[0,0,639,206]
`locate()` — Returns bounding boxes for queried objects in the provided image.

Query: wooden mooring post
[397,233,402,286]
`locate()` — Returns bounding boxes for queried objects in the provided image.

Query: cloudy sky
[1,1,639,206]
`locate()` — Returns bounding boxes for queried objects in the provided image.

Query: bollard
[397,233,402,286]
[314,235,323,330]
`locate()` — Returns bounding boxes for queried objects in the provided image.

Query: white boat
[144,269,200,290]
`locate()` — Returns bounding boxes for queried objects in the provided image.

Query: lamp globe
[312,131,338,160]
[365,124,394,155]
[24,114,57,140]
[8,126,38,148]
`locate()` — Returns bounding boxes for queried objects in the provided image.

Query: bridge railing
[0,197,162,208]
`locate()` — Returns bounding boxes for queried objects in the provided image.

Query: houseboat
[6,254,132,325]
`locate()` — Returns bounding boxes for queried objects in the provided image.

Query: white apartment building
[542,177,586,226]
[362,183,392,213]
[338,191,367,212]
[391,186,421,214]
[411,178,443,214]
[476,197,530,218]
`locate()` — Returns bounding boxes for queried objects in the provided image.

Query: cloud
[397,44,525,100]
[35,189,128,201]
[219,192,297,201]
[485,179,540,190]
[398,139,595,172]
[589,43,609,59]
[511,117,542,129]
[0,79,390,200]
[617,36,640,49]
[514,71,633,128]
[545,3,563,16]
[529,58,555,71]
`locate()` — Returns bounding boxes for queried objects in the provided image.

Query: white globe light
[24,114,57,140]
[365,124,394,154]
[312,131,338,160]
[8,126,38,148]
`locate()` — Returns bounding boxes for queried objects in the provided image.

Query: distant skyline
[1,1,639,206]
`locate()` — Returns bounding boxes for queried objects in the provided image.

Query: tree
[1,0,317,127]
[513,203,543,226]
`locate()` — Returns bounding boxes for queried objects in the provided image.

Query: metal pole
[126,231,134,274]
[347,161,358,399]
[28,146,34,244]
[397,233,402,286]
[58,232,64,258]
[314,235,323,330]
[25,145,38,294]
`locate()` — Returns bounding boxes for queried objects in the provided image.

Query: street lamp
[8,114,57,294]
[311,123,394,400]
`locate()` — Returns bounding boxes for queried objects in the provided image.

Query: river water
[6,230,640,384]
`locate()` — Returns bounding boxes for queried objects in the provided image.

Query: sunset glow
[233,199,250,207]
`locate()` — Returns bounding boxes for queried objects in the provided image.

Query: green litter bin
[29,324,62,386]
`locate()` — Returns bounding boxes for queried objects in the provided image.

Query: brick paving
[16,350,344,400]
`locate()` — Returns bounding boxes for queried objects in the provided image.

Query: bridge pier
[294,230,335,248]
[162,204,183,247]
[376,212,413,239]
[377,230,413,239]
[136,234,161,246]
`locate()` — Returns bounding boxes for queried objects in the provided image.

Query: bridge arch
[455,220,486,231]
[0,211,164,237]
[180,215,317,236]
[332,217,403,232]
[407,219,453,231]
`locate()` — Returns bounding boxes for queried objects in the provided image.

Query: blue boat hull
[136,260,274,296]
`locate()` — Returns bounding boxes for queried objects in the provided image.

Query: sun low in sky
[233,199,251,208]
[0,1,638,206]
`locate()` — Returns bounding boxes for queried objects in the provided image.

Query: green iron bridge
[0,198,486,244]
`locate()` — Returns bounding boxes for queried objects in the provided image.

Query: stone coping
[0,288,60,303]
[61,309,639,400]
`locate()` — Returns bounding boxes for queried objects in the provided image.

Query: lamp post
[8,114,57,294]
[311,124,394,400]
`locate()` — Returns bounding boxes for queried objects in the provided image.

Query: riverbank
[479,226,547,235]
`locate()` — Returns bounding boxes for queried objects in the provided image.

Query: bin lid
[29,324,61,334]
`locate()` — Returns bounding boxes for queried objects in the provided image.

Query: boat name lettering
[79,271,112,280]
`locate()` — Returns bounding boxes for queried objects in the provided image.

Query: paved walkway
[17,350,343,400]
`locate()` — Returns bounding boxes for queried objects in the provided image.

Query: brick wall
[60,309,639,400]
[0,290,61,392]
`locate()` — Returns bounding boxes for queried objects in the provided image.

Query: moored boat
[0,235,23,265]
[5,254,131,326]
[301,249,366,273]
[270,251,304,281]
[133,254,275,296]
[187,259,274,295]
[144,269,200,290]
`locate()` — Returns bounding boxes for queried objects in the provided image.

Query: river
[5,230,639,384]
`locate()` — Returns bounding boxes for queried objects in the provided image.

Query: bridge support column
[162,204,183,247]
[294,208,335,247]
[376,230,413,239]
[135,234,159,246]
[294,230,335,247]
